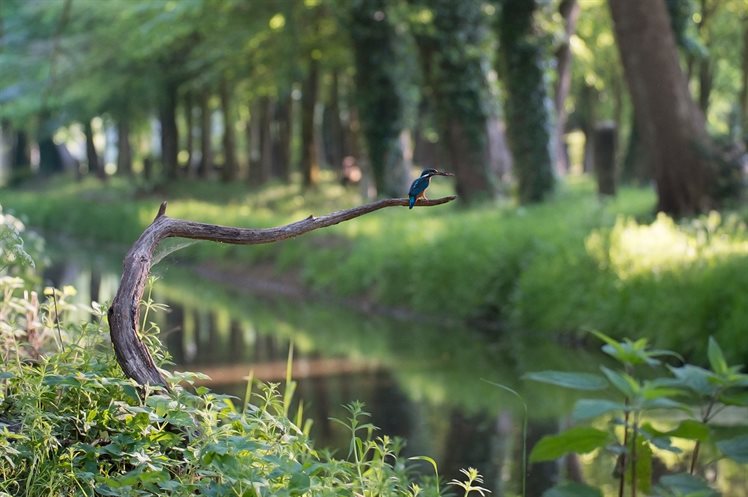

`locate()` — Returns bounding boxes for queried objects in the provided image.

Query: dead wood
[108,196,456,386]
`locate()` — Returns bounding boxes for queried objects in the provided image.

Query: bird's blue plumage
[408,175,432,209]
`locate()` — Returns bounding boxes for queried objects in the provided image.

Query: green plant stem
[618,399,630,497]
[630,412,638,497]
[690,399,716,474]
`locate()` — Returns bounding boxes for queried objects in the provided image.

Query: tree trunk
[301,57,320,187]
[554,0,580,175]
[117,117,133,176]
[219,77,238,182]
[499,0,556,203]
[593,122,617,196]
[350,0,412,197]
[198,90,212,179]
[184,90,194,175]
[272,91,292,182]
[11,128,30,172]
[742,17,748,136]
[160,81,179,179]
[415,0,497,201]
[259,96,273,183]
[325,70,345,173]
[608,0,715,216]
[84,119,104,180]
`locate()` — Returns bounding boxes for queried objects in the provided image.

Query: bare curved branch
[108,196,457,386]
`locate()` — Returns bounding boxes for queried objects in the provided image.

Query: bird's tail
[409,195,416,209]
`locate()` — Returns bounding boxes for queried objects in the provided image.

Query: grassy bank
[4,175,748,361]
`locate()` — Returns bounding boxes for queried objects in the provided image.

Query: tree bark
[499,0,556,203]
[198,90,212,179]
[415,0,496,202]
[608,0,715,216]
[554,0,580,175]
[184,90,194,175]
[593,122,617,196]
[325,70,345,173]
[117,117,132,176]
[160,81,180,180]
[301,56,320,187]
[272,91,292,182]
[741,17,748,134]
[219,77,238,182]
[84,119,104,180]
[108,195,456,386]
[350,0,412,197]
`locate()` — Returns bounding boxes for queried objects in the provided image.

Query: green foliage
[8,177,748,364]
[525,331,748,497]
[0,271,466,497]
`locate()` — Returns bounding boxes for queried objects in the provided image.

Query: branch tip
[155,201,168,221]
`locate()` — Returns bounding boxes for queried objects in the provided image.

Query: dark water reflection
[44,242,602,496]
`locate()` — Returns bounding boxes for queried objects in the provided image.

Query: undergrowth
[4,175,748,363]
[0,276,464,497]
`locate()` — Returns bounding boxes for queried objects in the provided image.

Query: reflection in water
[41,246,639,496]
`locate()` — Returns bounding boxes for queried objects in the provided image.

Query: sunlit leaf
[707,337,729,376]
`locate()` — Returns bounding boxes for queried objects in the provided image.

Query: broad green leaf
[542,482,602,497]
[721,391,748,407]
[572,398,628,421]
[656,473,720,497]
[522,371,608,391]
[667,364,717,397]
[716,434,748,463]
[707,337,728,376]
[529,426,610,462]
[666,420,710,442]
[601,366,639,398]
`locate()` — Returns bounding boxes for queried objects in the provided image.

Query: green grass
[4,173,748,362]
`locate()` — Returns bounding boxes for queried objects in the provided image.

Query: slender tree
[498,0,556,203]
[198,89,212,179]
[609,0,716,215]
[219,76,238,182]
[160,79,180,179]
[301,55,320,187]
[553,0,580,175]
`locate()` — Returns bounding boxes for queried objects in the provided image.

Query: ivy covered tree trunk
[160,80,180,179]
[415,0,497,201]
[609,0,715,216]
[498,0,556,203]
[350,0,412,198]
[219,77,238,182]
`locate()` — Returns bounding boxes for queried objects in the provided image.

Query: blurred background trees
[0,0,746,214]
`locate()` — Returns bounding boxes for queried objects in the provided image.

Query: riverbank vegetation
[5,176,748,363]
[3,212,748,497]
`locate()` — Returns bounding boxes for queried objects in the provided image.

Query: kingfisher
[408,168,454,209]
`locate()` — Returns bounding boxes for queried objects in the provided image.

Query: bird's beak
[435,171,455,177]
